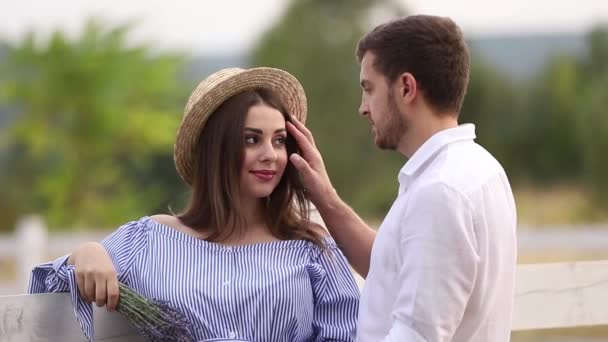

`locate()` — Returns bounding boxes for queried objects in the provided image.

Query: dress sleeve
[28,217,150,341]
[308,238,360,341]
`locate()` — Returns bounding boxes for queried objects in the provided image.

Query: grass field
[515,184,608,225]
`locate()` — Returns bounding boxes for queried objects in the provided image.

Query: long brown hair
[177,88,325,247]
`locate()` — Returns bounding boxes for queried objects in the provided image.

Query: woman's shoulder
[114,214,180,239]
[149,214,179,227]
[148,214,191,234]
[114,215,154,232]
[116,215,171,234]
[309,222,330,238]
[149,214,213,240]
[304,223,340,255]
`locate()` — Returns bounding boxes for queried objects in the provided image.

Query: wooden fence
[1,215,608,341]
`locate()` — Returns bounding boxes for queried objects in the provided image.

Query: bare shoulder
[149,214,208,239]
[149,214,185,229]
[309,222,329,237]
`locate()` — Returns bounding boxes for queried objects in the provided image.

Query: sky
[0,0,607,55]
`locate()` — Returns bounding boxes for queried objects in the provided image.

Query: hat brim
[174,67,307,186]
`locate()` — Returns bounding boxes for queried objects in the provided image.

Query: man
[286,15,517,342]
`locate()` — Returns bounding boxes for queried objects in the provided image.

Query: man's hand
[286,119,337,208]
[287,118,376,276]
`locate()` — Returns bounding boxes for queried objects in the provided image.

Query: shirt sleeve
[381,183,479,342]
[27,218,149,341]
[308,238,361,342]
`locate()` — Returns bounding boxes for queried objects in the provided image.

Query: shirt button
[229,331,236,338]
[223,280,230,286]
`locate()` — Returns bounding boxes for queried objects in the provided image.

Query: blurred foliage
[469,25,608,213]
[577,26,608,205]
[464,26,608,213]
[251,0,407,217]
[252,0,608,219]
[460,56,525,179]
[0,9,607,231]
[0,18,188,231]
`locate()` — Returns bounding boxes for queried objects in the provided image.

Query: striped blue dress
[29,216,360,341]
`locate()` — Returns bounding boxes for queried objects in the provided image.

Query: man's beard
[375,94,407,150]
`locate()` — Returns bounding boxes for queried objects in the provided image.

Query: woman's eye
[245,136,258,144]
[274,136,287,146]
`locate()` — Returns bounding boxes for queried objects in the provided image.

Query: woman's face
[239,104,288,200]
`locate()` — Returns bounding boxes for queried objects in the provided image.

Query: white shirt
[357,124,517,342]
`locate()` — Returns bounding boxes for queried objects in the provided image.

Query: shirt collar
[398,124,476,188]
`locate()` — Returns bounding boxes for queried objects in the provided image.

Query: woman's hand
[68,242,119,311]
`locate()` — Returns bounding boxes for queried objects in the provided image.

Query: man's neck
[399,114,459,158]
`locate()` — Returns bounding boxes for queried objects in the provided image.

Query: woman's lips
[251,170,276,181]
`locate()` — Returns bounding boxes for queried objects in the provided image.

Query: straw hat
[174,67,307,186]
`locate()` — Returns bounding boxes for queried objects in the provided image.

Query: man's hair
[356,15,470,114]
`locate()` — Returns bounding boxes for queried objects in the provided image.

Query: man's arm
[287,120,376,277]
[314,189,376,277]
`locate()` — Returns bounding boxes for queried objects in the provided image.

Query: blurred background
[0,0,607,340]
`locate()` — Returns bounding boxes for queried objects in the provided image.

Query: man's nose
[359,103,370,117]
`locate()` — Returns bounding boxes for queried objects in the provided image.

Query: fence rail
[2,215,608,294]
[2,259,607,341]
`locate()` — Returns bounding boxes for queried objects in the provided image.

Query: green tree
[577,26,608,206]
[251,0,406,217]
[517,55,582,182]
[0,18,188,231]
[507,24,608,213]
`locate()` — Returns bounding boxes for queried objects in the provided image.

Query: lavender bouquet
[116,283,195,342]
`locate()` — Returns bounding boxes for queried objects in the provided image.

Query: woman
[29,67,360,341]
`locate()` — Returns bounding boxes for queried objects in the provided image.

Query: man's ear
[398,72,417,103]
[402,72,418,101]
